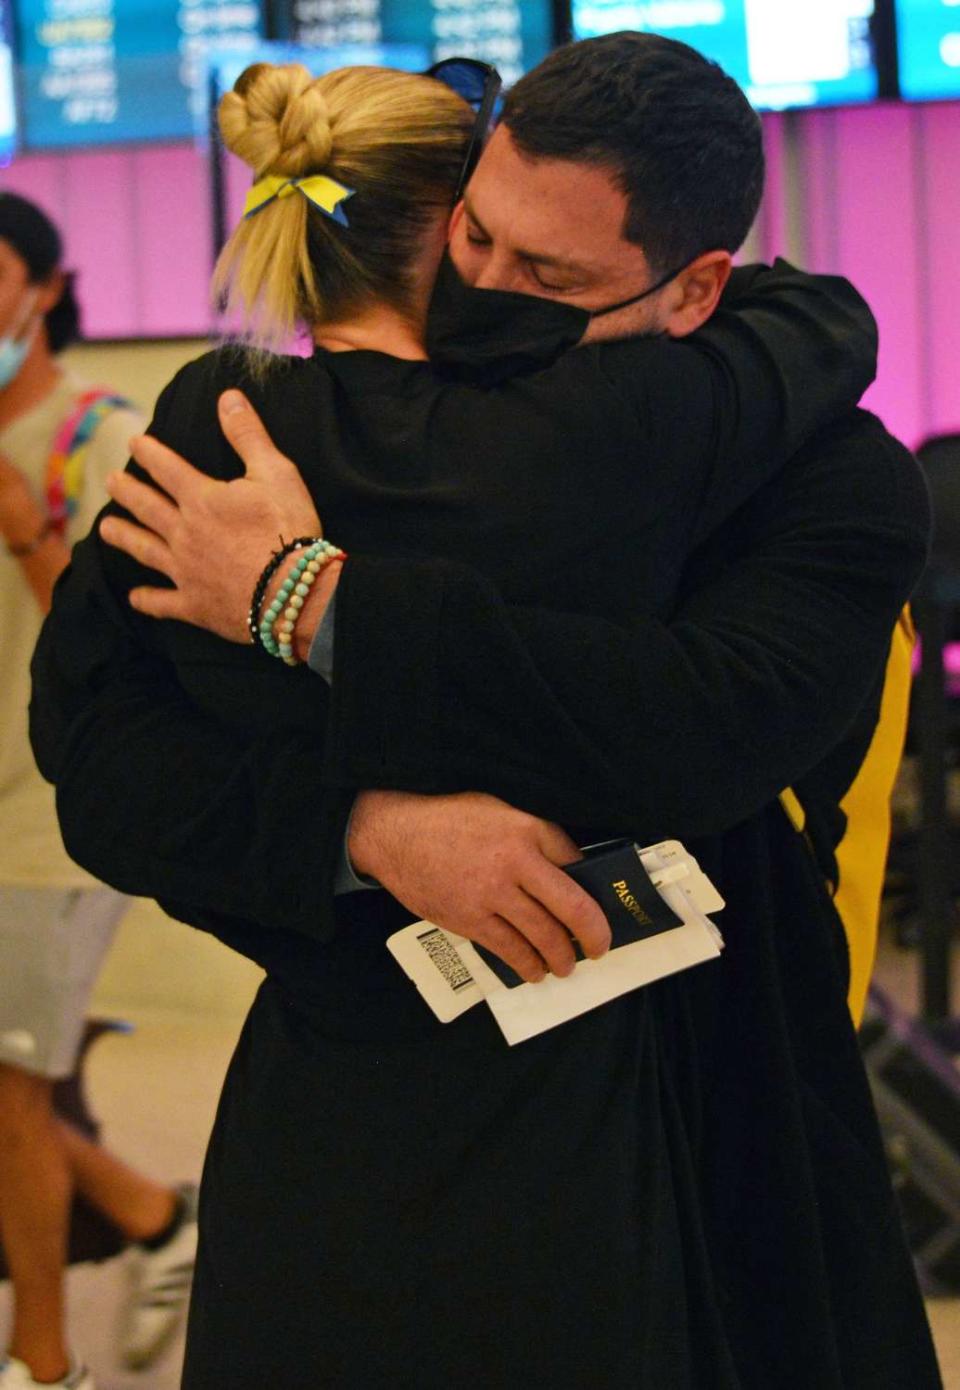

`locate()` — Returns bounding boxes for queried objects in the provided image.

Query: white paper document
[387,840,724,1046]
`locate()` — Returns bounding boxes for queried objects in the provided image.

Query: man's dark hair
[502,32,764,274]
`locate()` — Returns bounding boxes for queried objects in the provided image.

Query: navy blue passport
[476,839,684,989]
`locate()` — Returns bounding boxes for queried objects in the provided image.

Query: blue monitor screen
[0,0,14,163]
[572,2,880,111]
[210,38,430,102]
[895,0,960,99]
[17,0,267,150]
[280,1,555,87]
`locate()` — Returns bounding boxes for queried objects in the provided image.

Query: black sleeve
[575,258,878,541]
[321,410,930,840]
[29,365,353,944]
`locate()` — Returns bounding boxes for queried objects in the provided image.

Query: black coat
[30,263,938,1387]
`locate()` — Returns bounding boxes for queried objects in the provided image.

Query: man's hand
[100,390,328,644]
[349,790,612,982]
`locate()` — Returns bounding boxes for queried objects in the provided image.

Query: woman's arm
[29,364,354,944]
[549,259,879,542]
[322,410,929,838]
[32,410,928,942]
[29,524,354,941]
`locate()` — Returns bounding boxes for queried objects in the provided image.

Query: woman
[0,195,196,1390]
[33,59,891,1387]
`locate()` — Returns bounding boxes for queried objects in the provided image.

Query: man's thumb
[218,390,291,478]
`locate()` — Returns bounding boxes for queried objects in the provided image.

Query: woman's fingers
[106,470,180,539]
[99,515,174,578]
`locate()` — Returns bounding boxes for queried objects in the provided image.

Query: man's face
[448,125,673,342]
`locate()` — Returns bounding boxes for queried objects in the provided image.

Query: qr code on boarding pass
[416,927,475,993]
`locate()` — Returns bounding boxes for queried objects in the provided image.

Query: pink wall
[0,143,216,338]
[3,102,959,449]
[755,101,960,449]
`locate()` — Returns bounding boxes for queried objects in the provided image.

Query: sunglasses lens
[430,59,489,109]
[427,57,502,201]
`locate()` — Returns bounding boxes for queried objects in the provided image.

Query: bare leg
[0,1063,71,1383]
[56,1121,176,1243]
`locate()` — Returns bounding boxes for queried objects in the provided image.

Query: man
[31,34,938,1389]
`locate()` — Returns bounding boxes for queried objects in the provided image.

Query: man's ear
[662,251,733,338]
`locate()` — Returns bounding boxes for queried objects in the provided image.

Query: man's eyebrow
[462,195,596,276]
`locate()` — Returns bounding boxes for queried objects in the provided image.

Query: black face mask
[425,252,681,382]
[587,262,686,318]
[425,251,590,382]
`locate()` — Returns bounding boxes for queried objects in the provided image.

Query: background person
[0,193,196,1390]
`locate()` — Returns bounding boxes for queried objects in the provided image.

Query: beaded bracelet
[259,539,346,666]
[248,536,322,648]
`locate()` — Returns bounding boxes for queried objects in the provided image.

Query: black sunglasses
[427,57,503,203]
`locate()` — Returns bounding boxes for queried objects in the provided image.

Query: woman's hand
[100,390,332,646]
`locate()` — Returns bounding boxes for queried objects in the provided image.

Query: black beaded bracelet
[248,535,324,648]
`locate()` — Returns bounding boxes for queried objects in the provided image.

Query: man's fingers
[106,470,179,540]
[473,917,548,985]
[129,434,206,504]
[99,515,174,578]
[499,888,578,977]
[127,586,187,621]
[529,818,612,956]
[522,856,612,960]
[536,819,584,868]
[218,391,303,487]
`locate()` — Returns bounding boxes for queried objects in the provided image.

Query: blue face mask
[0,334,30,389]
[0,291,39,389]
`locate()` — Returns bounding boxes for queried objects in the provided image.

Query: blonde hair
[214,62,474,348]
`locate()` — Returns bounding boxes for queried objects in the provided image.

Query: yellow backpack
[780,609,916,1025]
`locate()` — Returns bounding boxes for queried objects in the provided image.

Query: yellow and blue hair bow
[243,174,355,226]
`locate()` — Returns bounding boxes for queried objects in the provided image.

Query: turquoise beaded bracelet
[259,539,345,666]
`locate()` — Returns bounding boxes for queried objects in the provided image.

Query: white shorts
[0,885,128,1079]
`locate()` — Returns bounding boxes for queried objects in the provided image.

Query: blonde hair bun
[213,62,474,351]
[219,63,334,178]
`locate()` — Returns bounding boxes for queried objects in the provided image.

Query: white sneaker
[118,1182,198,1370]
[0,1358,94,1389]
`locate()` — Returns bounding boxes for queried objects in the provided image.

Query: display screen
[277,0,556,86]
[210,38,429,94]
[16,0,266,149]
[0,0,15,163]
[895,0,960,99]
[571,1,880,110]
